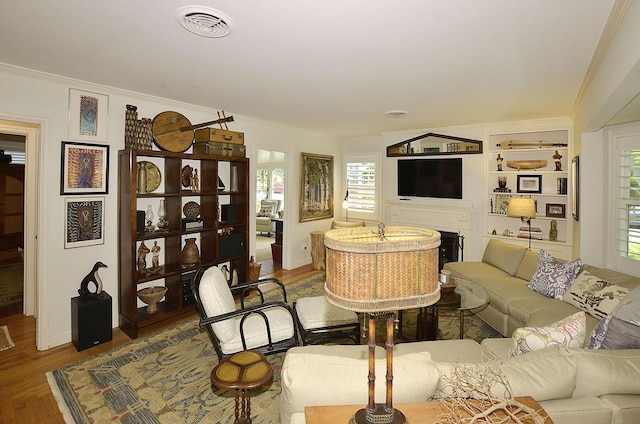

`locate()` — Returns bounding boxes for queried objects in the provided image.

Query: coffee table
[304,397,554,424]
[423,277,489,340]
[398,277,489,341]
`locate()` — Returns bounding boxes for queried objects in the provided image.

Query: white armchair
[191,265,299,360]
[256,199,280,236]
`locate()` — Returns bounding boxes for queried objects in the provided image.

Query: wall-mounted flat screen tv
[397,158,462,199]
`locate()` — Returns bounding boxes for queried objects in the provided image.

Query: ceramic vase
[181,238,200,268]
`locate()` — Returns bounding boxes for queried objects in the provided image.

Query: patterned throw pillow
[257,204,275,217]
[509,311,587,357]
[563,270,630,319]
[527,250,582,299]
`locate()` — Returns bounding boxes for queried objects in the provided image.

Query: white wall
[0,64,339,348]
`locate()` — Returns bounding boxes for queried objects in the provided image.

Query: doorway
[255,149,285,273]
[0,120,40,344]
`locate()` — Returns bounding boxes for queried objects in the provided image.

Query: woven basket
[324,226,441,312]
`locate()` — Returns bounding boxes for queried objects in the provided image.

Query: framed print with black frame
[516,174,542,194]
[61,141,109,194]
[546,203,566,218]
[64,197,105,248]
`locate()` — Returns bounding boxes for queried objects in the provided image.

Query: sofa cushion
[508,296,584,328]
[482,239,528,276]
[434,346,577,402]
[527,250,582,300]
[509,311,586,357]
[514,249,541,281]
[471,277,532,314]
[572,348,640,398]
[257,204,275,217]
[394,339,493,363]
[280,347,438,424]
[563,270,630,320]
[444,262,514,289]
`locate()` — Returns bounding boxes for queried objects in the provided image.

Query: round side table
[210,350,274,424]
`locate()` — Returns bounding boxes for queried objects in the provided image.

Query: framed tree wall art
[64,197,105,248]
[61,141,109,194]
[299,153,334,222]
[68,88,109,142]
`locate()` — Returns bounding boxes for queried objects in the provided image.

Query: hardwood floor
[0,264,317,424]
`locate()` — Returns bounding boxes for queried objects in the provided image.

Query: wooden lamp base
[349,404,407,424]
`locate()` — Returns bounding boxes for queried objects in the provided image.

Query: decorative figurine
[553,150,563,171]
[549,220,558,242]
[151,241,161,269]
[78,261,108,299]
[192,169,200,192]
[497,154,504,171]
[137,241,150,272]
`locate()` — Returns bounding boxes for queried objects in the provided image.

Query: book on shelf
[518,226,543,240]
[557,177,567,194]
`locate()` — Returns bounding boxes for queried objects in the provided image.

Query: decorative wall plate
[181,165,193,188]
[183,201,201,219]
[137,161,161,192]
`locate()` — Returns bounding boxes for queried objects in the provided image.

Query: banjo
[152,111,234,152]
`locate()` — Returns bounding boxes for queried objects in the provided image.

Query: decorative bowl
[183,201,201,220]
[137,286,168,314]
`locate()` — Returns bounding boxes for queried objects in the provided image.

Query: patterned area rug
[255,235,273,262]
[47,271,501,423]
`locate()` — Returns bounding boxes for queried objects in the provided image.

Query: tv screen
[397,158,462,199]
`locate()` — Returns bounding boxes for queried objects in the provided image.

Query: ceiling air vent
[175,6,234,38]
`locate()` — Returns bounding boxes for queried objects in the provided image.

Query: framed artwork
[61,141,109,194]
[64,197,105,248]
[516,175,542,194]
[572,156,580,220]
[546,203,566,218]
[299,153,334,222]
[68,88,109,142]
[494,194,512,215]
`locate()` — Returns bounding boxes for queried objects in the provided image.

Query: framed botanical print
[64,197,105,248]
[61,141,109,194]
[299,153,334,222]
[68,88,109,142]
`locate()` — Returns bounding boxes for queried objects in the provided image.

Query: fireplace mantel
[383,199,474,233]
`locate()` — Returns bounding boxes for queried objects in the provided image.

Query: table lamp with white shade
[507,197,537,248]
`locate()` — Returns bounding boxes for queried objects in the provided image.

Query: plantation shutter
[346,161,376,214]
[615,136,640,261]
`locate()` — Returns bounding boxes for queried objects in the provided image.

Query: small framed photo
[517,175,542,194]
[64,197,105,248]
[546,203,566,218]
[61,141,109,194]
[68,88,109,142]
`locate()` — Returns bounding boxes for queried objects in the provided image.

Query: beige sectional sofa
[443,239,640,337]
[280,339,640,424]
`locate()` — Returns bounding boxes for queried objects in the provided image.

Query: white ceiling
[0,0,630,138]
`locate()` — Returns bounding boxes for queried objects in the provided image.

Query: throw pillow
[257,204,274,217]
[587,286,640,349]
[527,250,582,299]
[563,270,630,320]
[509,311,587,357]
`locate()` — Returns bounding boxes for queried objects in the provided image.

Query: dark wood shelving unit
[118,148,250,339]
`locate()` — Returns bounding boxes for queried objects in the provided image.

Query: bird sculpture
[78,261,108,299]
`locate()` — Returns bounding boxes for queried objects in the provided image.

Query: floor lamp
[324,224,441,424]
[507,197,537,248]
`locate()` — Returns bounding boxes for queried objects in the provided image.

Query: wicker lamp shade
[324,225,441,313]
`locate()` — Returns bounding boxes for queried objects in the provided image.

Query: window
[611,124,640,274]
[270,168,284,203]
[345,154,380,221]
[256,168,269,202]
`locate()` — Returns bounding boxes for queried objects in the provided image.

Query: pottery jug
[181,238,200,267]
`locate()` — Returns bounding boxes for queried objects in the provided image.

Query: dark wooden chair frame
[191,267,299,361]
